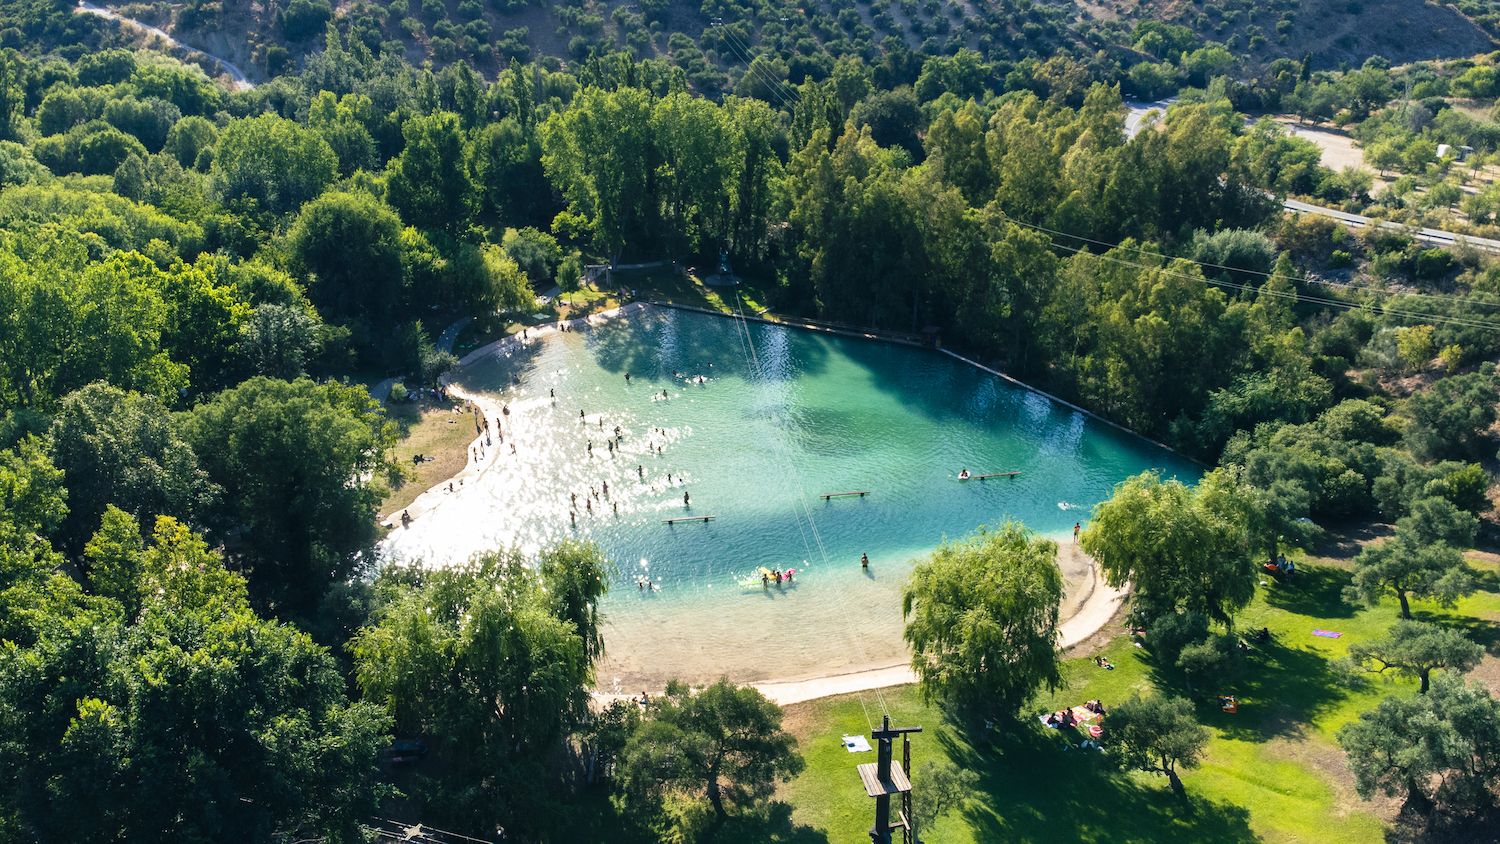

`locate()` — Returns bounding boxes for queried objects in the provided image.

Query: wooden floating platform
[663,516,715,524]
[820,491,869,500]
[964,471,1022,481]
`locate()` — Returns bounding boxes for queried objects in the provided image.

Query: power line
[996,212,1500,311]
[711,23,800,112]
[1044,239,1500,331]
[716,25,798,107]
[722,287,892,724]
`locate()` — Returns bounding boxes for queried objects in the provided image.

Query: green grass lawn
[769,544,1500,843]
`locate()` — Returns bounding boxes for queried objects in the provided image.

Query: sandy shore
[598,548,1127,707]
[380,303,648,530]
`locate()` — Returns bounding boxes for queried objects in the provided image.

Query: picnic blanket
[1070,706,1102,725]
[841,735,871,753]
[1312,629,1343,639]
[1039,706,1105,730]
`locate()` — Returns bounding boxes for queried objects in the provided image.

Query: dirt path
[76,2,255,90]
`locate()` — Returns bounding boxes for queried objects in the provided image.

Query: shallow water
[381,306,1199,690]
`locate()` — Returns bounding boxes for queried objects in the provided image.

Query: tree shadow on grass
[1200,637,1348,742]
[1137,635,1348,742]
[942,725,1255,843]
[559,791,828,844]
[1416,610,1500,656]
[705,801,831,844]
[1262,563,1361,619]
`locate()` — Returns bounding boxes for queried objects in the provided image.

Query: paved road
[1283,198,1500,253]
[76,2,254,90]
[1124,100,1500,254]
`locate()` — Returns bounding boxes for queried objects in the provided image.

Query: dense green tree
[213,114,338,214]
[1343,620,1483,694]
[1348,497,1476,619]
[1106,692,1210,799]
[181,377,397,615]
[352,549,604,836]
[386,111,475,235]
[902,521,1063,722]
[289,190,405,328]
[0,240,186,412]
[308,91,378,176]
[1339,674,1500,816]
[541,86,655,256]
[615,679,804,831]
[469,116,549,226]
[1403,370,1498,462]
[651,91,735,254]
[0,515,391,842]
[913,761,978,841]
[162,115,218,169]
[47,383,216,557]
[1082,469,1259,626]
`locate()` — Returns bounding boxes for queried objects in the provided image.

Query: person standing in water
[861,552,869,569]
[683,491,690,507]
[1073,522,1081,543]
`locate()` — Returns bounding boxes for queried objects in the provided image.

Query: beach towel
[1312,629,1342,639]
[1070,706,1101,724]
[1037,714,1061,730]
[842,735,872,753]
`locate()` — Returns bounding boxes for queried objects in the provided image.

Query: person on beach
[510,443,516,454]
[602,481,609,496]
[861,552,869,569]
[570,510,576,526]
[586,499,592,513]
[580,409,585,419]
[587,442,593,456]
[612,502,618,515]
[625,372,631,382]
[400,510,411,528]
[608,440,615,454]
[1073,522,1081,543]
[762,570,770,586]
[550,388,555,399]
[638,464,645,480]
[683,491,690,507]
[571,492,577,507]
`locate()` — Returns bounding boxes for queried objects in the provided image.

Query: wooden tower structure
[857,715,922,844]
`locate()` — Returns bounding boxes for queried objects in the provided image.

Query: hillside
[78,0,1499,88]
[1095,0,1498,71]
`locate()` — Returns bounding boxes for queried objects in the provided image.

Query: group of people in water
[760,567,795,586]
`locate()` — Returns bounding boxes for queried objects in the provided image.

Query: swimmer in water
[958,468,970,480]
[861,552,869,569]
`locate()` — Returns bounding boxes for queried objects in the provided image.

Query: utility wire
[1044,239,1500,331]
[997,212,1500,311]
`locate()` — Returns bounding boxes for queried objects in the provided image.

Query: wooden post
[857,715,922,844]
[903,735,914,844]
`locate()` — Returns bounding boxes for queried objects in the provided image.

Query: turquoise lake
[381,305,1199,690]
